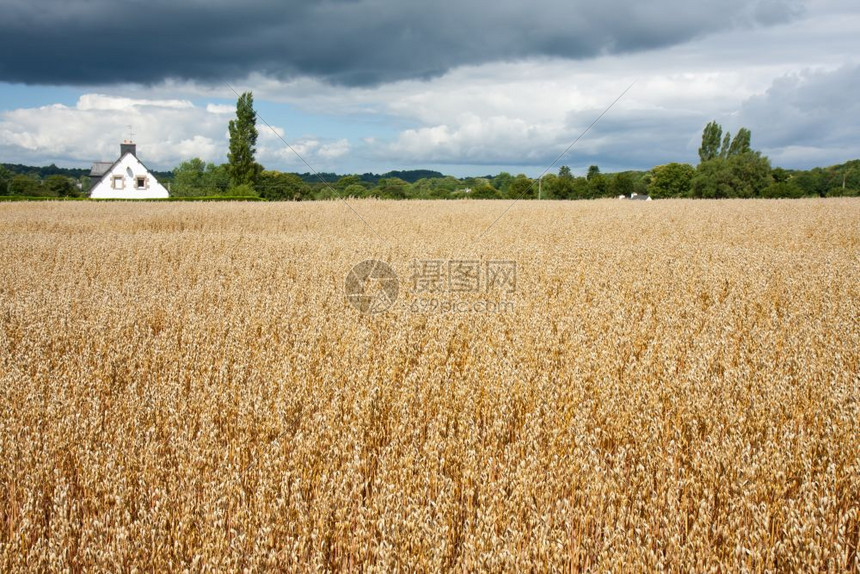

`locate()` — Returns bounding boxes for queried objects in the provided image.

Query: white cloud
[206,103,234,114]
[77,94,194,112]
[0,94,227,168]
[319,139,350,160]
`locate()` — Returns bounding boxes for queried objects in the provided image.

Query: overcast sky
[0,0,857,177]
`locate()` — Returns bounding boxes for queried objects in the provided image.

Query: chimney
[121,141,137,157]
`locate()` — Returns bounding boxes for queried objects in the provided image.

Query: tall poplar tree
[728,127,752,156]
[228,91,260,188]
[698,121,723,163]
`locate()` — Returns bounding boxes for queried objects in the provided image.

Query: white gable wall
[89,153,169,199]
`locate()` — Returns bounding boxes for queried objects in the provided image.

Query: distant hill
[379,170,446,183]
[3,162,172,182]
[296,169,447,185]
[2,163,90,179]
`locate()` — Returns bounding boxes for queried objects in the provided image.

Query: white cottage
[89,142,169,199]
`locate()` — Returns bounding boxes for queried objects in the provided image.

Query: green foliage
[551,174,575,199]
[538,174,557,199]
[772,167,790,183]
[374,177,409,199]
[793,168,827,197]
[729,128,751,156]
[44,175,79,197]
[720,131,732,159]
[569,177,590,199]
[470,183,502,199]
[257,171,311,201]
[762,181,804,198]
[342,183,369,198]
[699,121,723,163]
[1,162,89,181]
[649,163,695,198]
[9,174,42,196]
[492,172,514,195]
[728,152,772,197]
[507,175,535,199]
[791,167,853,198]
[162,195,265,202]
[691,122,773,198]
[226,184,260,198]
[171,159,230,197]
[227,92,261,189]
[381,169,444,183]
[0,166,13,195]
[335,175,363,190]
[411,176,460,199]
[609,172,635,198]
[587,170,606,197]
[691,152,772,198]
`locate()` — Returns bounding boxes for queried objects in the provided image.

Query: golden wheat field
[0,198,858,571]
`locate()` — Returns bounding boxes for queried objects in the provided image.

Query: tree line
[2,93,858,200]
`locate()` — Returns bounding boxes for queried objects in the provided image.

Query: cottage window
[111,175,124,190]
[136,176,147,190]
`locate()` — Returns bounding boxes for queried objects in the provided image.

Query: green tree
[227,92,261,189]
[691,152,771,198]
[771,167,790,184]
[0,166,14,195]
[374,177,409,199]
[8,174,41,196]
[492,172,514,196]
[609,172,635,198]
[470,183,502,199]
[205,163,231,194]
[586,165,601,181]
[691,160,731,198]
[550,165,574,199]
[793,168,832,198]
[258,170,310,201]
[762,180,804,198]
[342,183,367,198]
[172,158,207,196]
[564,177,587,199]
[728,128,751,156]
[171,159,229,197]
[335,175,363,190]
[227,183,259,198]
[727,151,772,197]
[507,174,535,199]
[649,163,695,198]
[719,131,732,159]
[44,175,78,197]
[538,174,557,199]
[698,121,723,163]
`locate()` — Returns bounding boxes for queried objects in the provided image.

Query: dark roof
[629,193,651,200]
[89,162,114,177]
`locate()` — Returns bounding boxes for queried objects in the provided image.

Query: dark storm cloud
[737,64,860,167]
[0,0,803,86]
